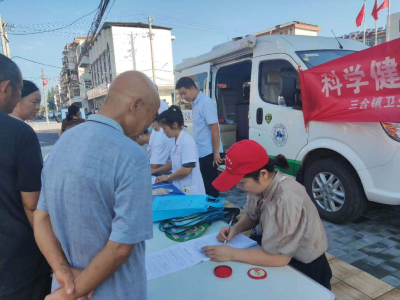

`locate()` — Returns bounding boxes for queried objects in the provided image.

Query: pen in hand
[224,215,234,244]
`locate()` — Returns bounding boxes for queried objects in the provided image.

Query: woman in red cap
[202,140,332,290]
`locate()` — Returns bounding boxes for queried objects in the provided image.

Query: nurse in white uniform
[153,105,206,195]
[148,116,174,169]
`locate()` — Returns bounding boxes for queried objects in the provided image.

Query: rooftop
[255,21,321,36]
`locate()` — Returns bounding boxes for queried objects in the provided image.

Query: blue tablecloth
[152,182,184,200]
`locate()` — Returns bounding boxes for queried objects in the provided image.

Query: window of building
[103,52,107,83]
[176,72,208,111]
[289,28,293,35]
[99,57,103,83]
[258,60,299,105]
[107,43,112,82]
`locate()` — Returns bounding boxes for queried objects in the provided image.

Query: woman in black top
[59,105,85,137]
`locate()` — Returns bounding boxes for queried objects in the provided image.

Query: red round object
[214,265,232,278]
[42,78,48,86]
[247,268,267,280]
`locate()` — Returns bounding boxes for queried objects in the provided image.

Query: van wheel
[304,158,367,224]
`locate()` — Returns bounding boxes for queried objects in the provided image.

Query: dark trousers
[0,274,52,300]
[199,153,220,198]
[250,234,332,290]
[289,254,332,290]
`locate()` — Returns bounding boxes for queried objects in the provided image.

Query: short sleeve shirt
[245,171,328,264]
[170,130,205,195]
[149,128,174,165]
[37,114,153,299]
[192,92,223,158]
[0,112,50,296]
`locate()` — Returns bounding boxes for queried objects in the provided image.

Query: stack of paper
[145,233,257,281]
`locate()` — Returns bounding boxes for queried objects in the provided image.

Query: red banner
[299,38,400,127]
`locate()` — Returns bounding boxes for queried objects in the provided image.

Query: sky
[0,0,399,90]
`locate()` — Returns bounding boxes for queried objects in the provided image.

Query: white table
[147,221,334,300]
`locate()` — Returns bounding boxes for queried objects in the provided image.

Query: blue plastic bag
[152,195,226,222]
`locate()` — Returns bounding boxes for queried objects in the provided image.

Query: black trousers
[0,274,52,300]
[289,254,332,290]
[250,235,332,290]
[199,153,221,198]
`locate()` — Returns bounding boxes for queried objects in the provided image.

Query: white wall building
[387,12,400,41]
[86,22,175,110]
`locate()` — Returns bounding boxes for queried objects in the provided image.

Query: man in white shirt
[158,99,169,114]
[135,122,174,170]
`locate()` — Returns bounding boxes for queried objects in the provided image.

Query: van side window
[176,72,208,111]
[258,60,299,105]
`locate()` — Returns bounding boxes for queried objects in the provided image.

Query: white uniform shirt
[158,100,169,114]
[148,128,174,165]
[171,129,205,195]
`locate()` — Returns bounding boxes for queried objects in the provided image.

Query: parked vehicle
[175,35,400,223]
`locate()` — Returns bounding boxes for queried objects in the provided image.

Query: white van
[175,35,400,224]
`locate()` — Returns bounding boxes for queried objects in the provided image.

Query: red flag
[299,38,400,126]
[356,4,365,27]
[372,0,379,20]
[378,0,389,10]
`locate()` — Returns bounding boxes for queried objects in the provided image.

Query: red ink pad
[214,265,232,278]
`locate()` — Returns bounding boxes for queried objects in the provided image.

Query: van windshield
[296,50,355,69]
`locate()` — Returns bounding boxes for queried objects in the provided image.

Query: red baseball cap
[212,140,269,192]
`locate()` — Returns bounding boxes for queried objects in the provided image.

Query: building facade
[342,28,386,47]
[85,22,175,110]
[59,37,86,108]
[255,21,321,37]
[387,12,400,41]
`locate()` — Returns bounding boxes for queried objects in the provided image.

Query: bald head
[100,71,160,139]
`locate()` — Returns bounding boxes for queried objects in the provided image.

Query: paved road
[37,132,59,147]
[37,131,58,158]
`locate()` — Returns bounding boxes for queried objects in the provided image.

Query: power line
[7,7,98,35]
[12,56,62,69]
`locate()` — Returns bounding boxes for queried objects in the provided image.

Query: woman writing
[59,105,85,137]
[202,140,332,289]
[9,80,41,121]
[152,106,205,195]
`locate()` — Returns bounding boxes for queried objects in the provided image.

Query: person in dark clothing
[59,104,85,137]
[0,54,51,300]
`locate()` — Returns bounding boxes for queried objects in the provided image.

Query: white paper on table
[190,233,258,261]
[151,176,156,184]
[146,242,206,281]
[146,233,258,280]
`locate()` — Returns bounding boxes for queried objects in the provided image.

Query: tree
[47,87,57,112]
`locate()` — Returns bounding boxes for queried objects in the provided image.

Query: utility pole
[42,69,49,124]
[387,0,391,42]
[148,15,156,84]
[363,0,366,44]
[0,14,9,57]
[130,33,137,70]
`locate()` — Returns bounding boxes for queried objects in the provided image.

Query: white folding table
[147,221,334,300]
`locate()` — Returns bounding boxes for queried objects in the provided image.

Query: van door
[176,63,211,135]
[249,54,308,176]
